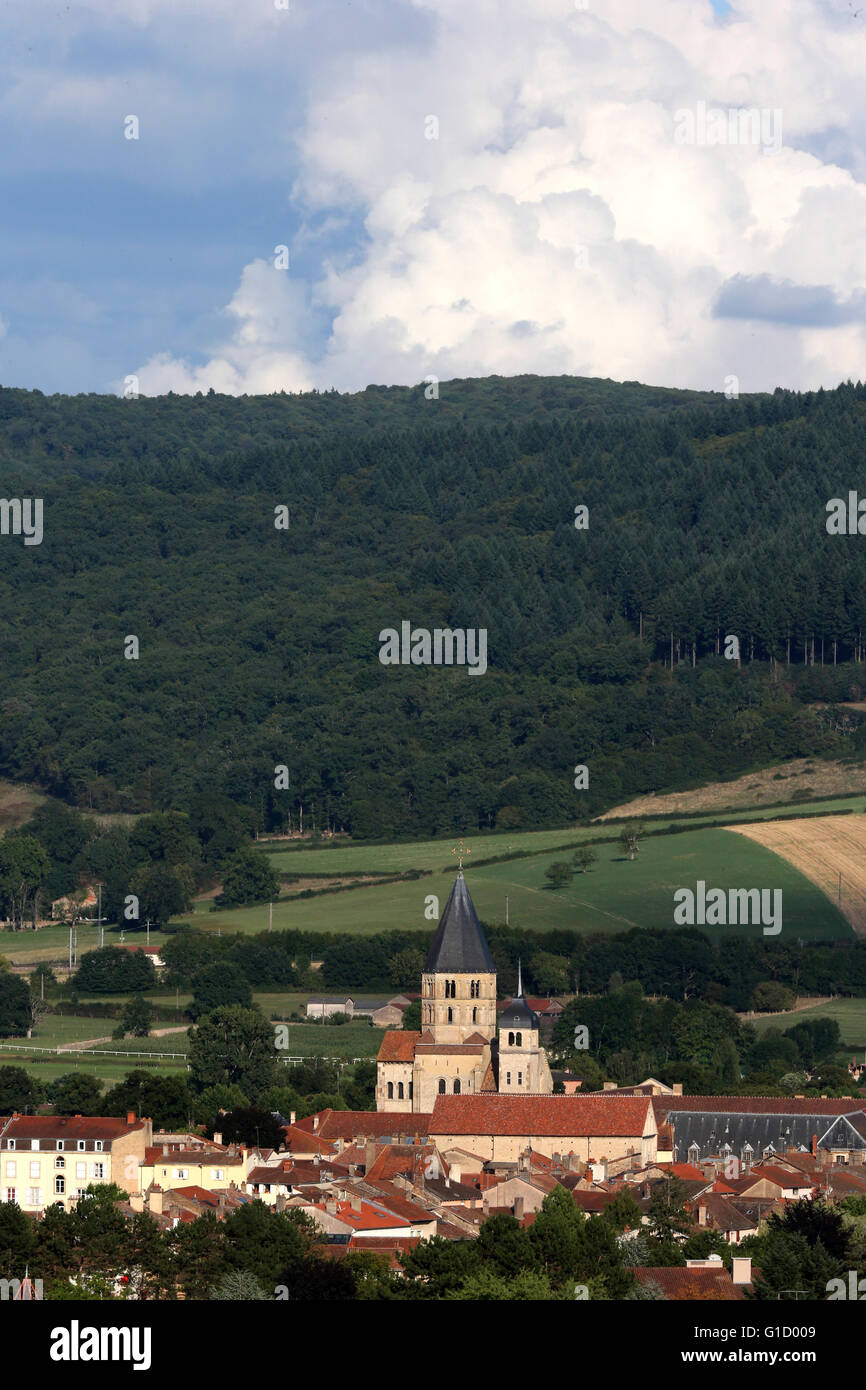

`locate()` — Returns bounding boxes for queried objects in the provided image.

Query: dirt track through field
[727,814,866,936]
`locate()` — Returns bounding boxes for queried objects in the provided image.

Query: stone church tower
[421,870,497,1043]
[376,867,554,1112]
[498,962,553,1094]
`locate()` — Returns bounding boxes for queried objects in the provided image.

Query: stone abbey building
[376,870,552,1113]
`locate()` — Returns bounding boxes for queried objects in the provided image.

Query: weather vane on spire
[452,838,470,872]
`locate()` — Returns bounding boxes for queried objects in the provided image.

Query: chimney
[365,1140,376,1173]
[603,1082,617,1091]
[312,1116,319,1132]
[162,1144,169,1157]
[149,1189,164,1215]
[697,1203,707,1226]
[325,1200,338,1214]
[290,1111,296,1126]
[350,1193,362,1212]
[812,1133,818,1157]
[732,1256,752,1286]
[126,1109,136,1124]
[336,1137,344,1154]
[672,1084,683,1096]
[513,1195,525,1221]
[213,1132,223,1147]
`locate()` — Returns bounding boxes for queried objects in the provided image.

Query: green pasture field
[0,1049,190,1086]
[273,1022,383,1059]
[260,794,866,878]
[0,922,171,968]
[184,824,853,942]
[752,997,866,1049]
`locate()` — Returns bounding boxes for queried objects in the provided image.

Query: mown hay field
[729,814,866,937]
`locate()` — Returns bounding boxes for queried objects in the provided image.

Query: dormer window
[57,1141,64,1151]
[77,1141,86,1152]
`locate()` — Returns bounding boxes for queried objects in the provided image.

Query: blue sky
[0,0,863,396]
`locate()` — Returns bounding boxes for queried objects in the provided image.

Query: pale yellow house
[0,1112,152,1215]
[139,1139,249,1191]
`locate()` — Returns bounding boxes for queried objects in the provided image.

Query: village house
[139,1137,248,1192]
[0,1112,151,1215]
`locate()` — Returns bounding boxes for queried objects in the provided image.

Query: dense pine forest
[2,373,866,838]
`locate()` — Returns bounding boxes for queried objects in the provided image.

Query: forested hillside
[2,374,866,838]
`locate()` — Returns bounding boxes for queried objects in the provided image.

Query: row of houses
[5,1086,866,1296]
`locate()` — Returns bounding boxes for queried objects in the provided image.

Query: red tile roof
[430,1094,653,1138]
[668,1163,707,1182]
[2,1115,145,1143]
[377,1031,421,1063]
[743,1165,816,1190]
[282,1124,338,1155]
[145,1146,238,1165]
[497,998,555,1013]
[293,1111,432,1142]
[634,1266,746,1300]
[366,1144,440,1183]
[571,1189,620,1213]
[307,1200,412,1232]
[364,1181,438,1224]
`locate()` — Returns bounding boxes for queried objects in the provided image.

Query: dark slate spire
[501,958,539,1029]
[424,872,496,974]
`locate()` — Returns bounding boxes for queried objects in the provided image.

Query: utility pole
[97,884,104,948]
[145,917,151,948]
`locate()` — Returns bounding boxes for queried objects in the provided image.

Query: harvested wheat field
[727,814,866,936]
[598,758,866,819]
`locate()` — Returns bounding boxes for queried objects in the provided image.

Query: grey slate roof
[424,872,496,974]
[668,1108,866,1161]
[501,995,539,1029]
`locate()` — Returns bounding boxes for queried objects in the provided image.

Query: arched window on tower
[438,1078,446,1094]
[398,1082,404,1100]
[447,1007,453,1023]
[472,1007,477,1024]
[387,1082,394,1099]
[508,1032,514,1046]
[454,1079,461,1094]
[516,1032,522,1047]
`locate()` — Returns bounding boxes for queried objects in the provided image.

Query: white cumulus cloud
[134,0,866,395]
